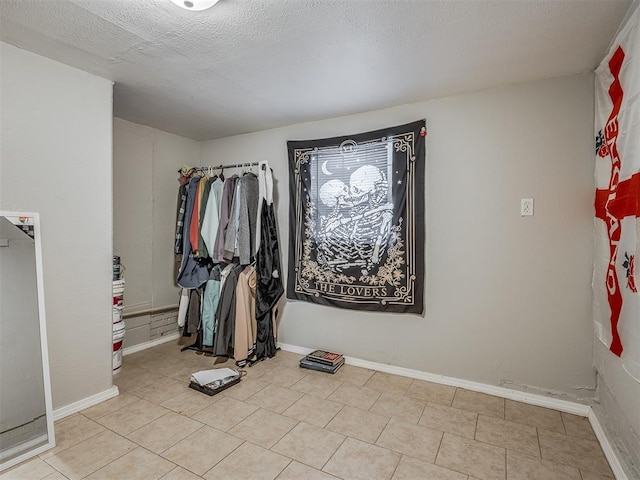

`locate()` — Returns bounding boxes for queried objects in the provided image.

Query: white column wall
[0,42,114,409]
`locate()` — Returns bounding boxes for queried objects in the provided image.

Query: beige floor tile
[258,366,308,388]
[391,455,467,480]
[243,358,277,378]
[85,446,175,479]
[95,399,170,435]
[538,429,612,475]
[282,394,344,428]
[81,393,140,420]
[44,429,136,480]
[561,412,598,441]
[276,461,340,480]
[161,426,243,476]
[272,422,345,469]
[290,373,343,399]
[271,351,305,369]
[113,366,164,393]
[164,362,205,382]
[451,389,505,419]
[191,396,258,431]
[0,457,57,479]
[160,466,203,480]
[323,437,401,480]
[134,353,184,372]
[369,392,426,424]
[475,414,540,457]
[419,402,477,439]
[504,400,564,434]
[131,376,190,405]
[220,378,269,401]
[40,414,106,459]
[332,365,375,387]
[375,419,442,463]
[579,470,615,480]
[435,433,506,480]
[506,450,581,480]
[124,350,165,365]
[228,408,299,449]
[203,441,290,480]
[126,412,204,453]
[364,372,412,395]
[246,384,304,413]
[405,380,456,406]
[326,406,390,444]
[160,388,222,417]
[327,383,381,410]
[42,472,67,480]
[21,340,612,480]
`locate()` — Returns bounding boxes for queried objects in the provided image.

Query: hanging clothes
[213,263,244,357]
[197,176,214,259]
[200,177,223,256]
[201,265,222,347]
[234,265,257,367]
[173,163,281,363]
[177,288,189,328]
[185,286,204,335]
[254,160,272,254]
[224,172,259,265]
[174,183,188,255]
[255,164,283,360]
[213,175,239,263]
[177,177,209,289]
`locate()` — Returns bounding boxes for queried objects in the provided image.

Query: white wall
[201,73,596,397]
[113,118,199,346]
[0,42,114,409]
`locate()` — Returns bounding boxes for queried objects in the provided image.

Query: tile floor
[1,338,614,480]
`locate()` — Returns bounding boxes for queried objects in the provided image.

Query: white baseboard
[278,343,591,416]
[589,409,629,480]
[53,386,119,421]
[123,332,180,356]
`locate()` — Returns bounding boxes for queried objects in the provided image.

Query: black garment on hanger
[255,201,283,360]
[213,264,244,357]
[185,287,203,335]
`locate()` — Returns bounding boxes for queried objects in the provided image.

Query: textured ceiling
[0,0,632,140]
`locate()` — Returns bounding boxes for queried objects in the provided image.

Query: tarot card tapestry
[287,120,425,314]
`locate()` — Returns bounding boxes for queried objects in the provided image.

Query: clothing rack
[176,159,281,363]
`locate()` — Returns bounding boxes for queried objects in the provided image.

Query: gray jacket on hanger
[223,172,258,265]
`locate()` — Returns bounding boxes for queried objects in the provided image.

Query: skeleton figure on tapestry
[316,163,394,274]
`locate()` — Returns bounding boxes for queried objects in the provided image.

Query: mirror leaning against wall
[0,212,55,471]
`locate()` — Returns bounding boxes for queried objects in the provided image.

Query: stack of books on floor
[299,349,345,373]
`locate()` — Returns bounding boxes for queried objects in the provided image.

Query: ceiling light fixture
[169,0,219,11]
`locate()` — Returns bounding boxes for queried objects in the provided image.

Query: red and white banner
[594,5,640,381]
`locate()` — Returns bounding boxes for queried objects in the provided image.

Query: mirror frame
[0,211,55,471]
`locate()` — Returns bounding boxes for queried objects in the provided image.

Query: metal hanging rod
[195,162,263,171]
[179,162,269,177]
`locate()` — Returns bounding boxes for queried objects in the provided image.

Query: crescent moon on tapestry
[321,160,333,175]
